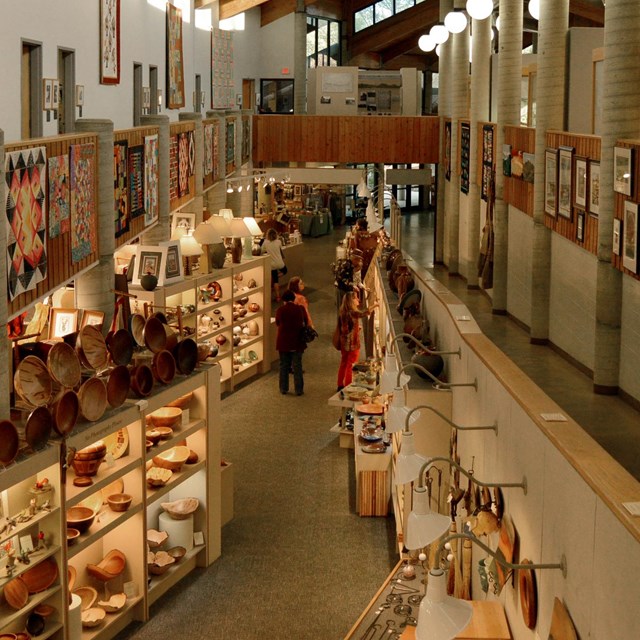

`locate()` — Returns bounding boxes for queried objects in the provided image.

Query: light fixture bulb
[226,185,233,193]
[429,24,450,45]
[495,15,500,30]
[528,0,540,20]
[466,0,493,21]
[418,34,436,52]
[444,11,468,34]
[435,44,442,57]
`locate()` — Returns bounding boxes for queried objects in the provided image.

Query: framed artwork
[70,143,97,263]
[100,0,120,84]
[144,134,159,226]
[623,200,638,273]
[574,157,588,209]
[558,146,574,218]
[226,118,236,175]
[75,85,84,107]
[160,240,183,285]
[482,124,494,165]
[460,122,470,194]
[142,86,150,110]
[43,79,53,110]
[444,120,451,181]
[128,145,145,219]
[502,144,512,177]
[511,149,524,178]
[81,310,105,330]
[613,218,622,256]
[576,211,585,243]
[589,160,600,215]
[52,80,59,109]
[48,154,70,239]
[169,135,179,201]
[544,148,558,216]
[171,212,195,238]
[166,2,185,108]
[114,140,129,238]
[49,308,79,339]
[178,132,190,196]
[133,245,167,287]
[614,146,633,196]
[481,163,491,202]
[522,152,535,184]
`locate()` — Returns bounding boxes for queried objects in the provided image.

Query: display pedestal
[159,512,194,552]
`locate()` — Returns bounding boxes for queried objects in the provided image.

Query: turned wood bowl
[130,313,146,347]
[14,355,53,407]
[172,338,198,375]
[81,607,106,628]
[106,328,134,366]
[129,364,154,398]
[97,593,127,613]
[148,407,182,429]
[106,365,130,408]
[106,493,132,512]
[23,406,53,450]
[73,586,98,611]
[50,389,79,435]
[145,429,165,445]
[4,576,29,610]
[25,613,45,636]
[78,377,108,422]
[152,349,176,384]
[21,558,59,594]
[161,497,199,520]
[143,317,167,353]
[167,546,187,562]
[86,549,126,581]
[0,420,19,466]
[164,325,179,352]
[146,467,172,487]
[76,325,108,371]
[152,446,190,472]
[67,528,81,545]
[47,341,81,388]
[165,391,193,409]
[147,550,175,575]
[66,506,96,533]
[147,529,169,548]
[74,440,107,459]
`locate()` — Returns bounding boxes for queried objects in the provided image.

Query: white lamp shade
[192,222,223,245]
[444,11,468,34]
[466,0,494,21]
[219,208,234,220]
[528,0,540,20]
[418,34,436,52]
[430,24,450,45]
[357,178,372,198]
[416,570,473,640]
[228,218,252,238]
[180,234,203,257]
[394,431,428,485]
[207,215,233,236]
[386,392,420,433]
[405,487,451,550]
[384,353,399,373]
[379,369,410,395]
[243,217,263,236]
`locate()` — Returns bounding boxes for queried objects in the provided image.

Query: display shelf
[145,460,207,505]
[0,445,59,493]
[66,458,140,508]
[145,419,205,460]
[80,595,144,640]
[0,545,61,586]
[0,506,60,549]
[197,322,230,342]
[197,297,230,314]
[232,335,262,352]
[232,362,260,386]
[233,285,264,300]
[0,584,61,630]
[147,544,205,605]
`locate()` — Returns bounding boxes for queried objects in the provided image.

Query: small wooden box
[221,460,234,526]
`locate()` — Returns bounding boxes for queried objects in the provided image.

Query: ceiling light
[418,34,436,52]
[435,44,442,57]
[495,15,500,30]
[444,11,468,34]
[430,24,450,45]
[528,0,540,20]
[466,0,493,21]
[226,184,233,193]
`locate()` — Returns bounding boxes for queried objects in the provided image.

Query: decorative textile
[5,147,48,300]
[188,130,195,177]
[70,143,97,263]
[211,28,234,109]
[128,145,145,219]
[226,119,236,174]
[178,132,189,196]
[212,121,219,182]
[100,0,120,84]
[203,124,214,177]
[460,122,470,194]
[166,3,185,108]
[114,140,128,237]
[444,120,451,181]
[242,116,250,163]
[48,154,70,238]
[144,134,159,226]
[169,135,179,201]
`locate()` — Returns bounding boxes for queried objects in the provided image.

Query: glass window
[396,0,414,13]
[355,6,374,32]
[329,22,340,66]
[260,79,294,114]
[374,0,393,22]
[307,17,341,68]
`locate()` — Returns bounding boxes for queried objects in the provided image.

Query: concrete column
[0,129,8,413]
[493,0,523,311]
[530,0,568,340]
[294,0,307,114]
[436,39,451,264]
[140,114,170,243]
[73,119,116,330]
[204,112,228,215]
[179,112,204,225]
[467,17,492,287]
[594,0,640,392]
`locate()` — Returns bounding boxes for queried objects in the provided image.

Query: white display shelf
[233,335,262,352]
[0,506,60,549]
[197,323,230,342]
[233,285,264,300]
[237,309,262,324]
[0,584,61,629]
[80,595,144,640]
[145,460,207,506]
[66,458,140,508]
[197,298,230,314]
[0,545,61,587]
[147,544,205,605]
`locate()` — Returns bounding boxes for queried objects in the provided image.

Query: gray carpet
[122,230,397,640]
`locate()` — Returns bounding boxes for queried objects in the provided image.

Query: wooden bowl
[4,576,29,610]
[519,559,538,629]
[106,328,134,366]
[166,391,193,409]
[67,528,81,545]
[86,549,126,581]
[152,446,190,472]
[161,497,199,520]
[167,546,187,562]
[0,420,19,465]
[25,613,45,636]
[146,467,172,487]
[76,325,108,370]
[97,592,127,613]
[0,634,18,640]
[151,349,176,384]
[78,377,108,422]
[106,493,132,512]
[147,529,169,548]
[68,566,77,592]
[23,406,52,450]
[148,550,175,575]
[148,407,182,429]
[74,440,107,459]
[66,506,96,533]
[21,558,59,594]
[81,607,106,628]
[163,325,179,351]
[14,355,52,407]
[47,341,81,388]
[72,456,104,478]
[143,317,167,353]
[130,314,146,347]
[50,389,79,435]
[145,429,164,445]
[73,586,98,611]
[173,338,198,375]
[130,364,154,398]
[106,365,130,408]
[33,604,56,618]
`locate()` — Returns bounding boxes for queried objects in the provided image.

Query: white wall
[230,8,263,106]
[258,14,295,81]
[507,206,533,327]
[620,275,640,399]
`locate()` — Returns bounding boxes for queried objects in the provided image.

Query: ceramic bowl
[86,549,126,581]
[67,528,81,545]
[81,607,106,628]
[50,389,79,436]
[106,493,132,512]
[14,356,53,407]
[152,446,190,472]
[78,377,108,422]
[47,341,81,388]
[248,302,260,313]
[148,407,182,429]
[146,467,172,488]
[66,506,96,533]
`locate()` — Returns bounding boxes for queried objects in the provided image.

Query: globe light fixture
[418,34,436,52]
[466,0,493,21]
[444,10,468,34]
[435,44,442,57]
[528,0,540,20]
[429,24,450,45]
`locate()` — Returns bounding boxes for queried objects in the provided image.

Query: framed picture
[558,146,574,219]
[75,85,85,107]
[502,144,512,177]
[159,240,183,285]
[43,79,53,110]
[52,80,60,109]
[574,157,588,209]
[614,146,633,196]
[170,212,196,239]
[544,148,558,216]
[444,120,452,181]
[81,310,105,330]
[613,218,622,256]
[623,200,638,273]
[143,86,150,109]
[589,160,600,215]
[460,121,471,194]
[100,0,121,84]
[48,308,79,339]
[576,211,585,243]
[133,245,168,287]
[294,185,302,197]
[522,152,535,184]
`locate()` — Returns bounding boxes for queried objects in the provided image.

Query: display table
[281,241,304,285]
[298,211,332,236]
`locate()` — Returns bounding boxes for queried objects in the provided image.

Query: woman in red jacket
[275,290,307,395]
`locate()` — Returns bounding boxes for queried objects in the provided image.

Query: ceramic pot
[140,274,158,291]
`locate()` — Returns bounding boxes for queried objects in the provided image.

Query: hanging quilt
[48,154,70,238]
[203,123,213,177]
[5,146,48,301]
[128,144,145,219]
[100,0,120,84]
[178,132,189,196]
[166,3,185,108]
[144,134,159,226]
[70,143,97,263]
[188,130,195,177]
[169,135,179,201]
[114,140,129,237]
[213,121,219,182]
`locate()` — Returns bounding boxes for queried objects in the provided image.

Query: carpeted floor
[122,229,397,640]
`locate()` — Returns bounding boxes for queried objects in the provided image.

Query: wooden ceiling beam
[261,0,343,27]
[569,0,604,25]
[219,0,270,20]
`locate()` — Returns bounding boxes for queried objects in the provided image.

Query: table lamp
[179,231,203,276]
[228,218,252,263]
[193,221,225,270]
[242,217,263,257]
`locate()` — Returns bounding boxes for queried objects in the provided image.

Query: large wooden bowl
[23,406,52,450]
[106,365,130,408]
[130,313,146,347]
[14,356,52,407]
[78,377,108,422]
[21,558,59,594]
[50,389,79,436]
[161,497,199,520]
[66,506,96,533]
[152,446,190,472]
[47,341,81,388]
[106,493,132,512]
[0,420,19,466]
[86,549,126,582]
[105,328,134,366]
[166,391,193,409]
[143,317,167,353]
[146,467,172,488]
[151,350,176,384]
[76,325,108,371]
[148,407,182,429]
[130,364,154,398]
[73,586,97,611]
[173,338,198,375]
[4,576,29,610]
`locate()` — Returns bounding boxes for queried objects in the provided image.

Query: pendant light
[528,0,540,20]
[466,0,493,21]
[418,34,436,52]
[444,10,468,34]
[429,24,450,45]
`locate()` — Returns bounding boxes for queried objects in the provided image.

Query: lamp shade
[416,569,473,640]
[394,431,428,485]
[379,368,410,395]
[418,34,436,52]
[405,487,451,550]
[193,222,223,245]
[179,233,203,257]
[207,215,233,236]
[228,218,252,238]
[386,390,420,433]
[444,11,468,34]
[243,217,263,236]
[219,208,234,220]
[429,24,450,45]
[466,0,493,21]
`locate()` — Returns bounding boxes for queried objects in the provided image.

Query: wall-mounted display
[43,79,53,110]
[589,160,600,215]
[460,122,470,194]
[48,154,70,238]
[169,135,179,201]
[144,134,159,226]
[574,157,588,209]
[502,144,511,177]
[577,211,585,243]
[211,28,234,109]
[558,146,574,219]
[76,84,85,107]
[614,146,633,196]
[52,80,60,110]
[544,148,558,216]
[70,143,97,263]
[623,200,638,272]
[166,2,185,108]
[49,307,79,339]
[114,140,129,238]
[178,132,190,196]
[128,145,145,219]
[133,245,168,287]
[522,152,535,184]
[444,120,451,181]
[100,0,120,84]
[613,218,622,256]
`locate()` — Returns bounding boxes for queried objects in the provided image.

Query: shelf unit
[130,255,270,392]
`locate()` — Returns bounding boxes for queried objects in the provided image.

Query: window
[355,1,422,33]
[260,79,294,114]
[355,6,374,32]
[374,0,393,22]
[307,16,341,68]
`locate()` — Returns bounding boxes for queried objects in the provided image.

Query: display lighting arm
[390,333,461,358]
[403,406,497,435]
[397,362,477,391]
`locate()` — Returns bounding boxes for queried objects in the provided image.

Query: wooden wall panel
[169,121,196,213]
[503,125,536,215]
[253,115,440,165]
[6,134,100,319]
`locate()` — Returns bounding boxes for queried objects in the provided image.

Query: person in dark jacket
[275,289,307,395]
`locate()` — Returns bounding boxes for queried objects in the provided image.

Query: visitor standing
[261,228,286,301]
[275,290,306,396]
[288,276,313,328]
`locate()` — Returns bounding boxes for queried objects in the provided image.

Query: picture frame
[43,79,53,110]
[574,157,588,209]
[614,146,633,196]
[558,146,574,219]
[613,218,622,256]
[622,200,638,273]
[522,152,535,184]
[133,245,168,287]
[159,240,183,285]
[52,80,60,109]
[143,86,150,109]
[81,310,105,330]
[100,0,121,84]
[48,308,79,339]
[576,211,585,243]
[544,148,558,216]
[75,84,85,107]
[589,160,600,216]
[170,212,196,239]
